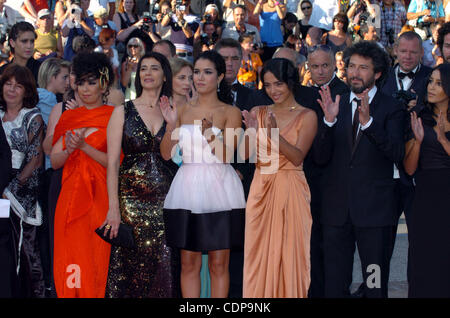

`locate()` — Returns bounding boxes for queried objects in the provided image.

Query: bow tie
[231,83,240,92]
[398,71,415,80]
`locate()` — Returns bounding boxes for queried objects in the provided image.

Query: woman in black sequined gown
[104,52,180,298]
[404,64,450,298]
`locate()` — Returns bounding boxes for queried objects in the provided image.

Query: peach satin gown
[243,106,312,298]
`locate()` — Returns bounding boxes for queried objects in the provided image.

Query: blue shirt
[408,0,445,23]
[259,11,283,47]
[37,88,57,169]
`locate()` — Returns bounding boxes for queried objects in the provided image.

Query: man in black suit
[0,125,18,297]
[316,41,405,298]
[306,44,349,298]
[381,31,432,265]
[215,38,253,298]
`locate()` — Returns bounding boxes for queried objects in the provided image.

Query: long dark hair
[0,64,38,111]
[195,50,233,104]
[134,52,173,99]
[260,58,301,98]
[421,63,450,126]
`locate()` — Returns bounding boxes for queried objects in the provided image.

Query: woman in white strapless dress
[160,50,245,298]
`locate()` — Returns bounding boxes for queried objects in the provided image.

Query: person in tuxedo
[305,44,349,298]
[381,31,432,278]
[214,38,253,298]
[316,41,405,298]
[0,123,18,297]
[437,21,450,63]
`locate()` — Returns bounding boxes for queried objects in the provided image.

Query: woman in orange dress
[241,58,317,298]
[50,52,114,298]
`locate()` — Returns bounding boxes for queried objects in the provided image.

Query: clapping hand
[265,111,277,138]
[201,113,214,140]
[242,109,258,130]
[317,86,340,123]
[357,89,370,126]
[411,111,424,143]
[66,128,87,151]
[160,95,177,129]
[435,110,447,144]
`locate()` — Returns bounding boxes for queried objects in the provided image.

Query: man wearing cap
[34,9,63,60]
[92,7,118,45]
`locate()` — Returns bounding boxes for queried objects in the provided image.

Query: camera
[386,28,395,45]
[201,32,219,47]
[176,0,185,11]
[142,11,157,32]
[392,90,417,107]
[204,14,212,23]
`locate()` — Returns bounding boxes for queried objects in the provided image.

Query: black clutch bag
[95,223,136,249]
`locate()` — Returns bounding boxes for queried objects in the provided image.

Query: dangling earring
[217,81,220,92]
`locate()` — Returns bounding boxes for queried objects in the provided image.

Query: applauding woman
[161,50,245,298]
[241,58,317,298]
[51,52,114,298]
[404,63,450,298]
[105,52,180,298]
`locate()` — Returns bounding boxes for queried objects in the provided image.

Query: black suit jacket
[231,83,255,198]
[315,89,405,227]
[381,64,432,109]
[381,64,431,187]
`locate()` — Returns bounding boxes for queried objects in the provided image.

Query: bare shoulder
[299,107,318,125]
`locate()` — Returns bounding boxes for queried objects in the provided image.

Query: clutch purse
[95,223,136,249]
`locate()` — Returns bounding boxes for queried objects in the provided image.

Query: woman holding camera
[114,0,159,53]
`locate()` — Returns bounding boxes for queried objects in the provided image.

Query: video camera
[392,90,417,107]
[176,0,186,12]
[201,32,219,47]
[142,11,157,32]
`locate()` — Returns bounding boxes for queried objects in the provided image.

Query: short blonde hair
[170,57,193,76]
[37,57,71,89]
[126,37,145,57]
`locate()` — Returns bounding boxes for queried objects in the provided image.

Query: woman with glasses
[297,0,313,40]
[322,12,352,55]
[121,37,145,101]
[241,58,317,298]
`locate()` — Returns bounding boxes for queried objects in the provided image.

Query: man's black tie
[352,98,361,145]
[398,71,415,80]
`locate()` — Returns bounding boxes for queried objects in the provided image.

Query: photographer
[237,33,262,89]
[222,5,262,48]
[194,21,219,55]
[114,0,159,54]
[380,0,407,49]
[161,0,199,62]
[92,7,118,45]
[194,4,223,40]
[407,0,445,40]
[347,0,377,39]
[61,0,95,61]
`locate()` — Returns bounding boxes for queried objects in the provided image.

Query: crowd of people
[0,0,449,299]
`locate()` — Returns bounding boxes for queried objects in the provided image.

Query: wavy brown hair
[0,64,38,111]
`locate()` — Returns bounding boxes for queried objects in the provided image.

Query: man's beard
[349,76,375,94]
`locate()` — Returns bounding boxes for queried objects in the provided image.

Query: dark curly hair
[343,40,391,87]
[260,58,301,98]
[134,52,173,99]
[72,52,114,101]
[195,50,232,104]
[0,64,38,111]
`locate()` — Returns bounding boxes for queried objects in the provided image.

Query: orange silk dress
[52,105,114,298]
[243,106,312,298]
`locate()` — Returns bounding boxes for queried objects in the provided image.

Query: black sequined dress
[105,101,180,298]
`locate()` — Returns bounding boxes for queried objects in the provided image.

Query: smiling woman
[51,52,115,298]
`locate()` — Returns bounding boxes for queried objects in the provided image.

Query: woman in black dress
[404,63,450,298]
[104,52,180,298]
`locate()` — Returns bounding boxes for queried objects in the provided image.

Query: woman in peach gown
[242,58,317,298]
[50,52,114,298]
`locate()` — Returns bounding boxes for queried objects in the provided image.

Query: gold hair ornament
[99,67,109,89]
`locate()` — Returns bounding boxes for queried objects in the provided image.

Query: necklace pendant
[290,106,296,111]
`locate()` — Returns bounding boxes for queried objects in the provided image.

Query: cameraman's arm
[347,1,359,19]
[147,25,162,42]
[80,16,94,37]
[364,0,376,18]
[194,22,203,41]
[161,13,172,27]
